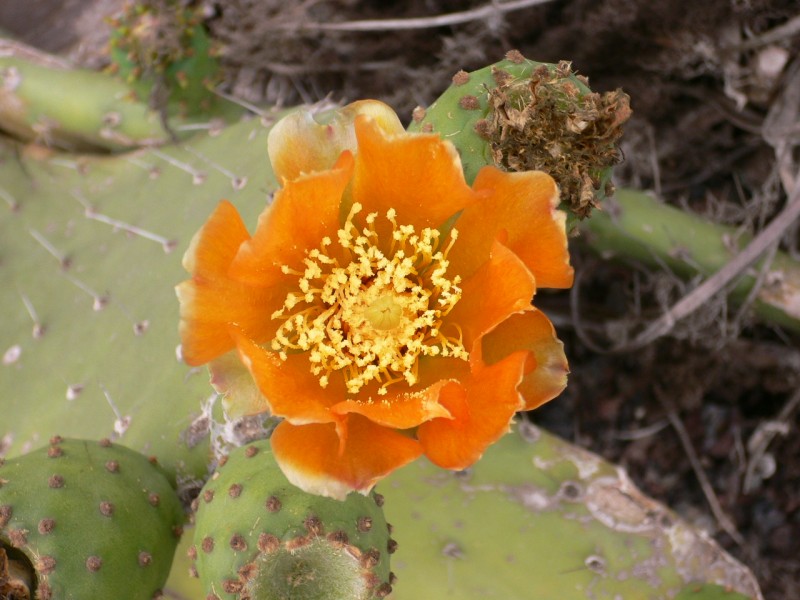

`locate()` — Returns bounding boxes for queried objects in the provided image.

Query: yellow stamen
[272,205,468,395]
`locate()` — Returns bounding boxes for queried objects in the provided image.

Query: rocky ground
[2,1,799,596]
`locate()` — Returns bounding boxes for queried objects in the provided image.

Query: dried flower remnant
[482,60,631,219]
[177,100,573,498]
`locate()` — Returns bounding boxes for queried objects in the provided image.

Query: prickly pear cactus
[0,437,184,599]
[191,439,394,600]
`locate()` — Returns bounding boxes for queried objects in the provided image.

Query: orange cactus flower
[177,100,573,499]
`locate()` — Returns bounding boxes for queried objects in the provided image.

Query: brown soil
[2,1,799,597]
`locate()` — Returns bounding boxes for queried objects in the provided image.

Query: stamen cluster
[272,203,467,395]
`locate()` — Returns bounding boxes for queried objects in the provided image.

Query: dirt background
[2,1,799,597]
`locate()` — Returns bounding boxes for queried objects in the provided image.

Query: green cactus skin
[108,2,223,117]
[675,583,753,600]
[0,437,184,599]
[162,524,204,598]
[0,113,280,483]
[191,439,394,600]
[380,424,761,600]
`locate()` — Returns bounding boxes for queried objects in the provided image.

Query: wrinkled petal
[331,379,456,429]
[177,279,282,365]
[417,351,527,470]
[445,240,536,353]
[182,200,249,277]
[271,415,422,499]
[450,167,573,287]
[234,331,342,424]
[352,116,478,234]
[269,100,404,182]
[177,201,286,364]
[229,152,354,287]
[481,310,568,410]
[209,352,269,418]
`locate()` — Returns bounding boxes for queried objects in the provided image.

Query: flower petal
[352,116,477,233]
[234,331,341,424]
[271,415,422,499]
[177,278,279,365]
[445,240,536,353]
[481,310,569,410]
[417,351,527,470]
[268,100,404,182]
[208,352,269,418]
[331,379,456,429]
[177,200,286,364]
[182,200,249,277]
[228,152,354,287]
[450,167,573,287]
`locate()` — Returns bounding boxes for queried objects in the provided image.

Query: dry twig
[267,0,557,32]
[743,386,800,493]
[654,386,745,545]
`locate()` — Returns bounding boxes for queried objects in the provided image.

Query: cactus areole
[177,100,574,499]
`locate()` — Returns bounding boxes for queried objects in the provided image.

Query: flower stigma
[271,202,468,395]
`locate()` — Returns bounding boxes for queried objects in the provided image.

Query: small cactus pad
[192,439,394,599]
[408,52,630,219]
[0,438,184,599]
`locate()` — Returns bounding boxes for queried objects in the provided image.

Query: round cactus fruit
[0,437,184,599]
[408,50,631,220]
[191,439,395,600]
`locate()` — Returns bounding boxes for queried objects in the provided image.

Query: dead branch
[655,386,745,545]
[266,0,557,32]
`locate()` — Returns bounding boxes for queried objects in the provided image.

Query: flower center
[271,202,467,395]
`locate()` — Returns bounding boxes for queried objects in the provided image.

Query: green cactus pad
[0,437,184,599]
[381,424,760,600]
[675,583,754,600]
[0,112,282,482]
[191,439,394,600]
